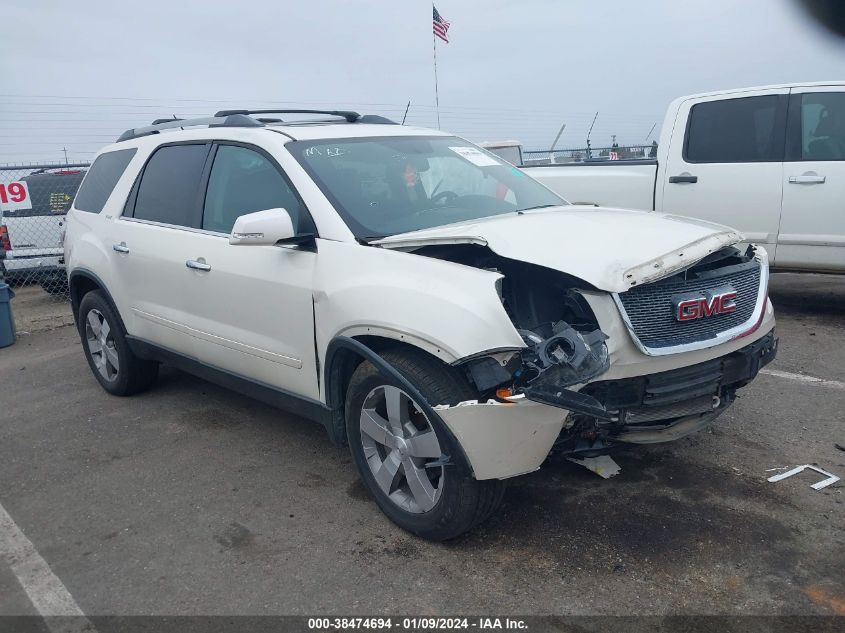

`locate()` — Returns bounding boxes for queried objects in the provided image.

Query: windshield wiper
[519,204,559,212]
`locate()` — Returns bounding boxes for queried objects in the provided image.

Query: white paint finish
[229,208,295,245]
[760,368,845,391]
[65,119,785,486]
[312,239,524,368]
[374,206,743,293]
[522,82,845,274]
[526,163,657,209]
[0,502,94,631]
[167,231,318,398]
[767,464,840,490]
[567,455,621,479]
[658,86,789,253]
[778,85,845,272]
[2,210,65,276]
[434,399,566,480]
[108,219,202,358]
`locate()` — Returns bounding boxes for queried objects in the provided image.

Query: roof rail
[116,114,264,142]
[214,108,362,122]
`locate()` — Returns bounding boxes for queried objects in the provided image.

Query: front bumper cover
[438,332,777,480]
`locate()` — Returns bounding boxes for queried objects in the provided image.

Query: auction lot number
[308,617,527,630]
[0,181,32,212]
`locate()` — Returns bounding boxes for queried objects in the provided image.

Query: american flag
[433,5,451,43]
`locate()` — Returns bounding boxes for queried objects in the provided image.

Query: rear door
[660,90,788,256]
[110,142,211,357]
[778,87,845,271]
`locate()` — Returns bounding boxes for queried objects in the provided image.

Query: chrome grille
[616,262,762,351]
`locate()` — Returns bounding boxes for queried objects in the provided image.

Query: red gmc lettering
[677,292,737,321]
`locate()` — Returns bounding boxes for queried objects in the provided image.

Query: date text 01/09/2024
[307,617,529,630]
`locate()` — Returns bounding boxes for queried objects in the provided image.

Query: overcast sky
[2,0,843,162]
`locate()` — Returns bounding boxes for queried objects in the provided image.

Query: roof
[266,123,452,141]
[676,80,845,101]
[115,110,453,144]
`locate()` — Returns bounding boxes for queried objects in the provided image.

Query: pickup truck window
[685,95,784,163]
[790,92,845,161]
[289,136,565,239]
[74,148,136,213]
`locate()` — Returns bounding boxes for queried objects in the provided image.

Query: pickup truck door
[778,87,845,272]
[659,89,789,257]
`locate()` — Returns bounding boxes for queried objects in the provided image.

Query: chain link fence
[0,162,89,305]
[522,144,657,165]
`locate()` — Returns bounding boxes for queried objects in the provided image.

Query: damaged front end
[447,246,777,467]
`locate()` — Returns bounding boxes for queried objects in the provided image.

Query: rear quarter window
[684,95,784,163]
[74,148,138,213]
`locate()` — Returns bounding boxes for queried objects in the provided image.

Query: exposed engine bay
[415,243,777,458]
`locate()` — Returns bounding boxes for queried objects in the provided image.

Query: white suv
[64,110,778,540]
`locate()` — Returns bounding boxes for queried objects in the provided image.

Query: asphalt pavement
[0,274,842,618]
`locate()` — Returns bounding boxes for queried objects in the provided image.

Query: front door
[778,86,845,272]
[176,143,320,399]
[660,90,788,256]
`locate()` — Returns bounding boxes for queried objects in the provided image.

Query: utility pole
[548,123,566,164]
[62,147,69,166]
[586,112,598,160]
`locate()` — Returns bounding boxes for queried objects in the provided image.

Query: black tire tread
[346,346,506,540]
[78,290,158,396]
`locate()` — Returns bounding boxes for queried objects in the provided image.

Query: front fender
[313,241,525,366]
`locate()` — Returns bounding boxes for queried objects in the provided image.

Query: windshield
[288,136,566,239]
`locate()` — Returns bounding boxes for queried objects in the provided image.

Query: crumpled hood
[371,206,744,293]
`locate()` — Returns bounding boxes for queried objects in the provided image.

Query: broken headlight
[518,321,610,389]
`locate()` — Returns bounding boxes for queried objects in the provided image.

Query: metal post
[432,26,441,129]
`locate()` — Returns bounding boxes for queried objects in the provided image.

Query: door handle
[669,174,698,184]
[788,173,825,184]
[186,259,211,272]
[113,242,130,254]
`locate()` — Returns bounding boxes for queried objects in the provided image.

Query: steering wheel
[430,190,459,205]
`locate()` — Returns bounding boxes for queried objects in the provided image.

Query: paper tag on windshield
[448,146,500,167]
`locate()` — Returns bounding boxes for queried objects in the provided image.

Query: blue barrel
[0,282,15,348]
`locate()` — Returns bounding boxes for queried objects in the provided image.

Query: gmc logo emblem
[673,286,738,322]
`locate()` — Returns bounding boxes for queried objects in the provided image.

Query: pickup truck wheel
[345,349,505,540]
[77,290,158,396]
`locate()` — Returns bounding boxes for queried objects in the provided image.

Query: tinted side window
[74,148,137,213]
[133,144,209,227]
[685,96,781,163]
[798,92,845,161]
[202,145,308,234]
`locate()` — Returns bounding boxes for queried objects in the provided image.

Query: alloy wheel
[85,309,120,382]
[359,385,444,513]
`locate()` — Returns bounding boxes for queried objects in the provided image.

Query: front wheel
[345,349,505,540]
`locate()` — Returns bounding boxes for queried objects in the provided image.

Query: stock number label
[0,181,32,212]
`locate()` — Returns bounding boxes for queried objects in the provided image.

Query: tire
[345,348,506,541]
[77,290,159,396]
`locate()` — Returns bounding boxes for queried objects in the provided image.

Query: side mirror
[229,208,295,246]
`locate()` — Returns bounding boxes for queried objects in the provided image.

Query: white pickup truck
[0,168,85,291]
[522,82,845,273]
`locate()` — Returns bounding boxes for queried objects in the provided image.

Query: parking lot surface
[0,274,843,616]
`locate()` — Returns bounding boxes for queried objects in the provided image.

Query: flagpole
[432,19,441,130]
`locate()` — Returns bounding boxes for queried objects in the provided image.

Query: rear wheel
[77,290,158,396]
[345,349,505,540]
